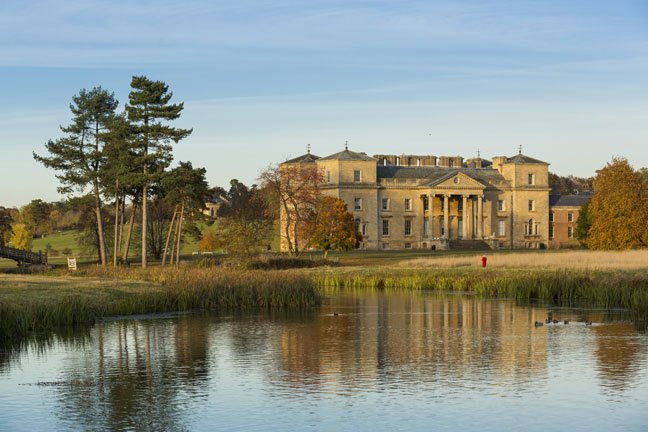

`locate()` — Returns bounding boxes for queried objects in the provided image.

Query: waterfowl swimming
[564,320,569,324]
[545,318,551,324]
[333,313,339,316]
[553,320,559,324]
[585,321,592,326]
[535,321,544,327]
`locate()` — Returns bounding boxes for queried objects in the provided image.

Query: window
[528,173,535,185]
[498,200,505,211]
[382,219,390,236]
[362,223,367,236]
[549,225,554,240]
[382,198,390,211]
[423,197,429,211]
[404,219,412,236]
[568,226,573,238]
[458,220,463,237]
[356,218,361,234]
[354,170,361,182]
[423,219,429,236]
[449,159,454,168]
[549,213,554,222]
[498,220,505,236]
[396,157,400,166]
[405,243,412,249]
[458,199,463,212]
[354,197,362,211]
[568,213,573,222]
[528,200,535,212]
[440,219,445,236]
[404,198,411,211]
[326,171,331,183]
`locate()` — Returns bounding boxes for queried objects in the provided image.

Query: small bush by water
[243,256,340,270]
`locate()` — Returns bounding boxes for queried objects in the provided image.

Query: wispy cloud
[1,0,646,67]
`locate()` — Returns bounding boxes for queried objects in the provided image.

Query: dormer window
[354,170,361,182]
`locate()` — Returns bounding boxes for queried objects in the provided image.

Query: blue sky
[1,0,647,207]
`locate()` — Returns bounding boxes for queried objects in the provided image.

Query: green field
[1,227,211,269]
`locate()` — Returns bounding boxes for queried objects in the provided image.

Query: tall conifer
[126,76,192,268]
[34,87,118,265]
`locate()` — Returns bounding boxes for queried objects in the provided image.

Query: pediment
[425,171,486,190]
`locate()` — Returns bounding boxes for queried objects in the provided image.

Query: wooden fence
[0,245,48,265]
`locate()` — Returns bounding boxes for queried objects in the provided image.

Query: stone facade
[280,148,551,251]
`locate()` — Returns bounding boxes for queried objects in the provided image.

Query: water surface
[1,292,647,431]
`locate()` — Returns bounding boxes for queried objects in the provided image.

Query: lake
[1,291,647,431]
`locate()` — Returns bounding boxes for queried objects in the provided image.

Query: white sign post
[67,257,77,271]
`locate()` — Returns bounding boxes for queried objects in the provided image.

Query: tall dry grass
[401,250,648,270]
[0,267,319,344]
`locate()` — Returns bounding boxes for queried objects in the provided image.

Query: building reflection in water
[276,292,646,400]
[4,292,645,430]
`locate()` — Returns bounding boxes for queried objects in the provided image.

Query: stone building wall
[280,149,551,251]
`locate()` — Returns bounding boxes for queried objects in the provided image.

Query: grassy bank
[2,250,648,344]
[0,268,318,344]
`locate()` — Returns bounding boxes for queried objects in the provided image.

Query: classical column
[462,195,468,240]
[429,193,435,238]
[477,194,483,239]
[443,194,449,239]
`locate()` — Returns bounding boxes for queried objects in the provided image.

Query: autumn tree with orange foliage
[259,163,324,256]
[586,157,648,250]
[310,197,361,257]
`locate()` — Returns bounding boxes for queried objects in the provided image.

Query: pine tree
[126,76,192,268]
[159,162,210,265]
[34,87,119,265]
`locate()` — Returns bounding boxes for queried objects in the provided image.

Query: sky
[1,0,647,208]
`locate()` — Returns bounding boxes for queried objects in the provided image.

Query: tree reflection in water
[1,293,646,431]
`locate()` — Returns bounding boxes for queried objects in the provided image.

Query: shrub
[244,256,340,270]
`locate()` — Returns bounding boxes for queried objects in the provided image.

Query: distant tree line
[548,172,593,195]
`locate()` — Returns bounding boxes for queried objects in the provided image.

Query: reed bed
[0,268,318,344]
[400,250,648,270]
[313,268,648,320]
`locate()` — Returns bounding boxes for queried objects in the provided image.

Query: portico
[282,147,550,252]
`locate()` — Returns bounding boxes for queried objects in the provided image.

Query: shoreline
[1,264,647,344]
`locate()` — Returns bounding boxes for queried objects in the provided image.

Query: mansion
[281,147,551,251]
